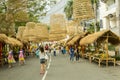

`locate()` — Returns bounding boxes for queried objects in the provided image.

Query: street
[0,54,120,80]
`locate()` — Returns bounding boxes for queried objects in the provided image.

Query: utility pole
[116,0,120,35]
[116,0,120,55]
[94,2,97,33]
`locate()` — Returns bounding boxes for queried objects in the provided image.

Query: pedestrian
[19,48,25,65]
[35,48,40,58]
[63,46,66,55]
[45,44,49,54]
[7,50,16,68]
[39,47,46,75]
[61,46,64,54]
[75,48,80,61]
[69,46,74,61]
[53,46,56,56]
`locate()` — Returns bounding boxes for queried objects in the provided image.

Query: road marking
[47,62,50,69]
[42,71,48,80]
[42,55,51,80]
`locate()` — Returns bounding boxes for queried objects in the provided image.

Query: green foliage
[47,25,51,31]
[108,44,115,51]
[0,0,7,13]
[64,0,73,20]
[14,11,29,22]
[91,0,99,9]
[112,56,120,61]
[0,0,28,36]
[15,22,26,32]
[87,22,100,33]
[27,0,48,22]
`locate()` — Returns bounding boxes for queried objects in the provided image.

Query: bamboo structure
[66,20,76,36]
[50,14,66,34]
[16,26,25,41]
[34,24,49,41]
[73,0,94,20]
[0,34,8,42]
[22,22,36,42]
[67,32,89,45]
[5,37,23,47]
[80,30,120,66]
[80,30,120,45]
[49,14,67,41]
[73,0,94,33]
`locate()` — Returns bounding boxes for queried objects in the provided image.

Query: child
[8,50,15,68]
[19,49,25,65]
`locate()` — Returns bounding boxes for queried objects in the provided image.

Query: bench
[93,57,116,67]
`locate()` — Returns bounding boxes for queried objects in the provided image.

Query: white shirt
[39,52,45,59]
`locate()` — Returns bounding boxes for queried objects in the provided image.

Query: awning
[80,30,120,45]
[67,32,89,45]
[0,34,8,43]
[5,37,23,46]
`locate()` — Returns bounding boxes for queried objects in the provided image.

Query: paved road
[0,54,120,80]
[46,54,120,80]
[0,57,42,80]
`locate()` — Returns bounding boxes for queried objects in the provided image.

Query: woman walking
[39,47,46,75]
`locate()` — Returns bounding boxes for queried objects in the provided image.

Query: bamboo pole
[106,34,108,67]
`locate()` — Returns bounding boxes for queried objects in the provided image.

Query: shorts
[40,58,45,64]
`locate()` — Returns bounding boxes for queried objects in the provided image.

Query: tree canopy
[0,0,49,36]
[64,0,73,20]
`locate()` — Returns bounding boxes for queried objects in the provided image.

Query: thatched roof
[5,37,23,46]
[0,34,8,42]
[80,30,120,45]
[67,32,89,45]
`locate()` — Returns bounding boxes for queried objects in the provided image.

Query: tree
[27,0,48,22]
[64,0,73,20]
[0,0,15,36]
[0,0,28,36]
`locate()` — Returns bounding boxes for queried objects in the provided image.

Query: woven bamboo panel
[66,20,76,36]
[26,22,36,29]
[50,14,66,34]
[73,0,94,20]
[22,22,49,42]
[34,26,49,40]
[22,27,36,42]
[16,26,25,40]
[49,33,66,41]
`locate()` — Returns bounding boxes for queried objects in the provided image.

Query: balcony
[107,4,116,11]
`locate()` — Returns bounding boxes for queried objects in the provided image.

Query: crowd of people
[6,42,82,76]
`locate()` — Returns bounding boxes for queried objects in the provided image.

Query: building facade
[99,0,120,35]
